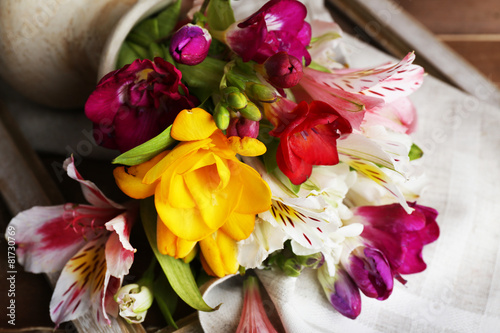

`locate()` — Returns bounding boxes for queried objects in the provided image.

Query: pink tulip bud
[170,24,212,65]
[264,52,303,88]
[227,117,260,139]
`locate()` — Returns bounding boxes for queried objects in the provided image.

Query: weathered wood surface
[326,0,500,106]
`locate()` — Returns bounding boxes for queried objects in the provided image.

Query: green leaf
[127,18,160,47]
[409,143,424,161]
[176,57,226,89]
[128,41,150,60]
[113,125,176,166]
[116,42,141,69]
[157,0,182,38]
[154,274,179,329]
[140,198,216,312]
[207,0,235,31]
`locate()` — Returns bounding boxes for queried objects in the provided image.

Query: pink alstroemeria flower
[266,99,352,185]
[85,57,198,152]
[236,276,278,333]
[350,202,440,283]
[222,0,312,65]
[293,52,424,129]
[7,158,137,327]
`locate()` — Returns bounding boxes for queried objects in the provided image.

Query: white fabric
[199,1,500,332]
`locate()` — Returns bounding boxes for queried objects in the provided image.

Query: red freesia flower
[269,100,352,185]
[224,0,311,65]
[85,57,198,152]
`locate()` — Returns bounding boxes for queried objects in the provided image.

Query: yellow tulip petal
[228,136,267,156]
[199,231,239,278]
[143,139,211,184]
[113,151,168,199]
[231,160,272,214]
[156,216,197,258]
[220,211,256,241]
[184,163,240,230]
[171,108,218,141]
[155,184,215,241]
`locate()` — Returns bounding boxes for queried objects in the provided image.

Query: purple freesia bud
[351,202,439,279]
[343,246,393,300]
[223,0,311,65]
[169,23,212,65]
[317,265,361,319]
[264,52,303,89]
[85,57,198,152]
[226,117,260,138]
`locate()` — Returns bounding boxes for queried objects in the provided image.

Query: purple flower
[264,51,303,89]
[223,0,311,65]
[342,246,394,300]
[169,24,212,65]
[85,57,198,152]
[318,266,361,319]
[352,202,440,281]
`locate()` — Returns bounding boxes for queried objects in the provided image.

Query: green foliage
[140,198,216,312]
[113,126,176,166]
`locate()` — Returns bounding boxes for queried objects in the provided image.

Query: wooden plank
[0,101,145,332]
[397,0,500,34]
[325,0,500,107]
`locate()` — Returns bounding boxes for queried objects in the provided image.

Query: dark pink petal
[344,246,393,300]
[84,58,197,153]
[259,0,307,34]
[352,203,439,276]
[227,19,267,62]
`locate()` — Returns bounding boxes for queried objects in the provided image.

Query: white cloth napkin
[199,1,500,332]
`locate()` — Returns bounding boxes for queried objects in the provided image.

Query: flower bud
[317,265,361,319]
[227,117,259,139]
[214,102,231,130]
[223,86,248,110]
[343,246,394,300]
[115,283,154,324]
[245,82,277,103]
[236,276,278,333]
[226,72,247,91]
[296,252,325,270]
[169,23,212,65]
[264,51,303,88]
[239,101,262,121]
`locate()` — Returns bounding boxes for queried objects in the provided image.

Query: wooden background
[399,0,500,87]
[0,1,498,332]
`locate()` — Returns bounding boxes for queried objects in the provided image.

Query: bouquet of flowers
[7,0,439,330]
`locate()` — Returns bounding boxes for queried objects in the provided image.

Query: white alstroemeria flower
[240,157,356,269]
[237,217,288,269]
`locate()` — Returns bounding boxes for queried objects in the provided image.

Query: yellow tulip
[114,108,272,276]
